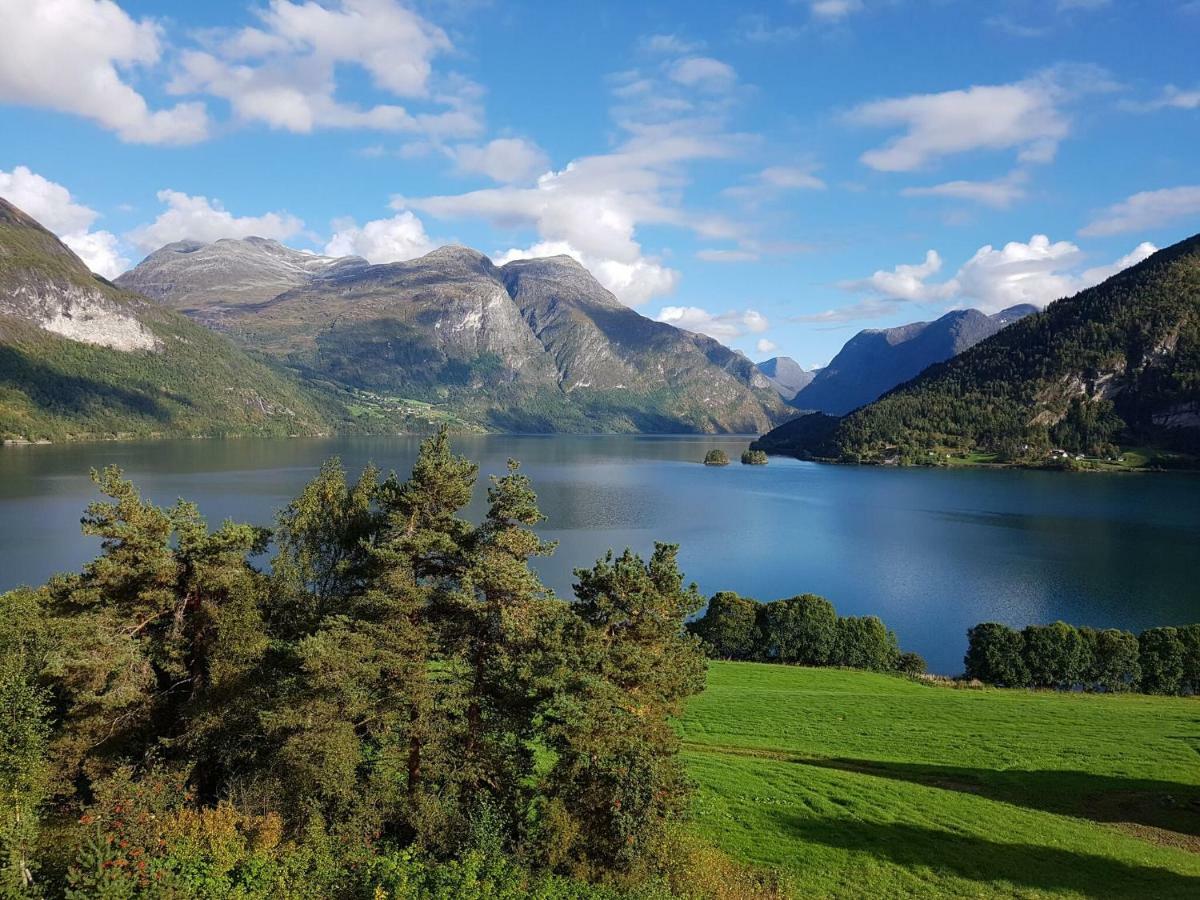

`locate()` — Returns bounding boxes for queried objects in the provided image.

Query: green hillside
[753,234,1200,467]
[682,662,1200,897]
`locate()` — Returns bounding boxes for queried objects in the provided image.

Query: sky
[0,0,1197,367]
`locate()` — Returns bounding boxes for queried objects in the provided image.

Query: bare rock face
[117,237,788,433]
[758,357,815,400]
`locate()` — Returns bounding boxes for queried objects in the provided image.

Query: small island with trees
[703,449,730,466]
[741,449,768,466]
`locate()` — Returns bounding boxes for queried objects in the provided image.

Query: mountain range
[753,234,1200,464]
[0,198,787,441]
[787,305,1038,415]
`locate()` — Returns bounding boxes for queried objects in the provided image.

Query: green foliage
[1082,627,1141,692]
[3,430,729,896]
[702,450,728,467]
[739,450,768,466]
[755,595,838,665]
[1138,627,1185,695]
[895,652,927,676]
[963,623,1029,687]
[1021,622,1088,689]
[833,616,900,671]
[689,593,759,661]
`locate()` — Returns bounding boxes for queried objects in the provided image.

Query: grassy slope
[682,662,1200,898]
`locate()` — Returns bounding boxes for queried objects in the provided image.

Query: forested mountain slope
[753,234,1200,464]
[0,198,333,442]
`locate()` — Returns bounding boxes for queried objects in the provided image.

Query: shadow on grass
[775,815,1200,898]
[805,758,1200,840]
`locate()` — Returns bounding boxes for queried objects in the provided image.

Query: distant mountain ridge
[791,304,1038,415]
[758,356,816,400]
[753,234,1200,464]
[117,235,787,434]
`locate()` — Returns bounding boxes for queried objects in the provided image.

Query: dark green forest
[753,234,1200,466]
[0,432,788,899]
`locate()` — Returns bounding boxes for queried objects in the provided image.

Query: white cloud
[846,67,1111,172]
[901,170,1030,208]
[724,164,826,206]
[128,190,304,252]
[811,235,1157,322]
[494,240,679,307]
[655,306,769,342]
[667,57,737,92]
[640,34,705,54]
[1081,186,1200,237]
[756,338,778,355]
[810,0,864,21]
[450,138,549,184]
[0,0,208,144]
[840,250,947,302]
[324,211,435,263]
[0,165,129,277]
[169,0,479,138]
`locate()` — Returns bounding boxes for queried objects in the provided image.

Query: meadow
[681,662,1200,898]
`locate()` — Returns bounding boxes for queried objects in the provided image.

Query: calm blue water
[2,435,1198,674]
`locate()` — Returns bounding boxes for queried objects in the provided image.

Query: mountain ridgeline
[790,304,1037,415]
[0,196,788,441]
[0,199,334,441]
[116,237,787,434]
[753,234,1200,464]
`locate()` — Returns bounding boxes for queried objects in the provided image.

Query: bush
[895,652,927,676]
[1022,622,1088,689]
[1083,628,1140,692]
[1179,624,1200,695]
[703,449,729,466]
[740,450,768,465]
[1138,627,1185,694]
[833,616,900,672]
[755,595,837,665]
[963,623,1028,687]
[690,592,759,660]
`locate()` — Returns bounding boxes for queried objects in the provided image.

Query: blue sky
[1,0,1198,367]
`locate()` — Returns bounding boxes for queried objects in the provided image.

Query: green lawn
[681,662,1200,898]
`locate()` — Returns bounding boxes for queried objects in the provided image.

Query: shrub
[1138,627,1185,694]
[1179,624,1200,695]
[740,450,768,465]
[895,651,927,676]
[833,616,900,672]
[755,595,837,665]
[1083,628,1140,692]
[703,449,729,466]
[690,592,759,660]
[1021,622,1088,689]
[963,623,1028,687]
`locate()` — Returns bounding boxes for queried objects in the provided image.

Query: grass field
[681,663,1200,898]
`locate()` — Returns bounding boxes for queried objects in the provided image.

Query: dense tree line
[688,592,923,675]
[0,432,793,899]
[964,621,1200,695]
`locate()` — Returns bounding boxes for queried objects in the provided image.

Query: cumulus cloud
[0,166,129,277]
[1079,185,1200,236]
[450,138,549,184]
[756,338,778,355]
[127,190,304,252]
[494,240,679,307]
[639,34,705,54]
[805,235,1157,322]
[846,67,1111,172]
[324,211,435,263]
[901,170,1030,209]
[0,0,208,144]
[169,0,479,138]
[655,306,769,342]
